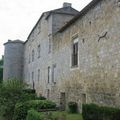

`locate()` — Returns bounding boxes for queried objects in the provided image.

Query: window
[82,94,86,104]
[28,46,31,63]
[28,54,30,63]
[32,72,34,89]
[32,49,34,62]
[48,66,51,83]
[38,69,40,82]
[37,45,40,58]
[52,64,56,84]
[71,37,78,67]
[48,35,52,53]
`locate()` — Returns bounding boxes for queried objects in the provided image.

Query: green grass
[51,111,83,120]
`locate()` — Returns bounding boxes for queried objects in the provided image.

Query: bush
[35,96,46,100]
[0,79,36,120]
[82,103,120,120]
[13,100,56,120]
[68,102,78,113]
[23,89,35,94]
[0,79,35,120]
[26,109,44,120]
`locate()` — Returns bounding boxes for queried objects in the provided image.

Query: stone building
[3,0,120,108]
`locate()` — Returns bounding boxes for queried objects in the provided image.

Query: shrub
[26,109,44,120]
[0,78,37,120]
[35,96,46,100]
[13,100,56,120]
[68,101,78,113]
[0,79,34,120]
[23,89,35,94]
[82,103,120,120]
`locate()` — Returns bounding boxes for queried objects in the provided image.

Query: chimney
[8,39,12,42]
[63,2,72,7]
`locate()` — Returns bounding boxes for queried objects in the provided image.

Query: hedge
[13,100,56,120]
[26,109,44,120]
[82,104,120,120]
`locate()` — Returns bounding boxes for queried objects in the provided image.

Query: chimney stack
[63,2,72,7]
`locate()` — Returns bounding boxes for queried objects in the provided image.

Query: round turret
[3,39,24,80]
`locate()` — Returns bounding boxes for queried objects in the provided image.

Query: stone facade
[52,0,120,107]
[3,0,120,108]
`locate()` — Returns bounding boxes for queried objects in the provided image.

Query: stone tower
[3,40,24,80]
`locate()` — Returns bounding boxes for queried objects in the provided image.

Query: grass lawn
[51,111,83,120]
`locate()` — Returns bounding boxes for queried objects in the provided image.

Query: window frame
[38,69,40,82]
[48,66,51,84]
[32,71,34,89]
[71,35,79,68]
[52,64,56,84]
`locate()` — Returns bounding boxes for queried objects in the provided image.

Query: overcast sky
[0,0,92,58]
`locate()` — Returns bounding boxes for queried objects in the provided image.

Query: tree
[0,56,3,83]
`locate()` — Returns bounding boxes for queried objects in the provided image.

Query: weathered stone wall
[52,0,120,107]
[23,7,78,98]
[23,13,50,96]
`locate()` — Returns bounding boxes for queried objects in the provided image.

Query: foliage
[26,109,44,120]
[0,79,35,120]
[0,67,3,83]
[82,103,120,120]
[68,101,78,113]
[0,58,3,66]
[35,96,46,100]
[13,100,56,120]
[0,57,3,83]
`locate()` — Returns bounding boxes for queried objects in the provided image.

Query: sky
[0,0,92,59]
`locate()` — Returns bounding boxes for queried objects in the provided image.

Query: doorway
[60,92,66,110]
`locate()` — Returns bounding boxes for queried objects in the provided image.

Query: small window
[37,45,41,58]
[48,66,51,83]
[38,69,40,82]
[28,46,31,63]
[32,72,34,89]
[48,35,52,53]
[82,94,86,104]
[32,49,34,62]
[28,54,30,63]
[71,37,79,67]
[52,64,56,84]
